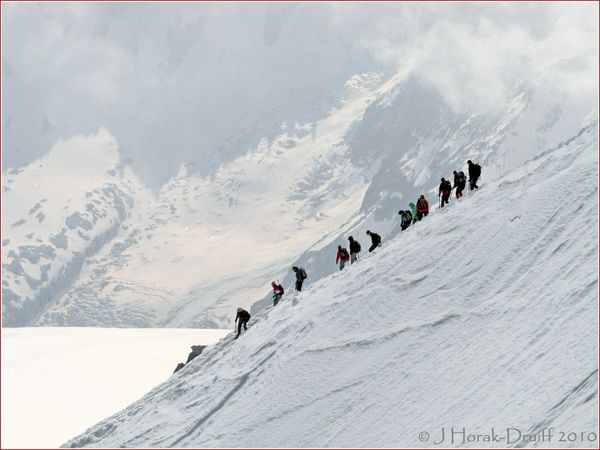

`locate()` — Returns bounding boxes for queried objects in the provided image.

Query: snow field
[65,124,597,447]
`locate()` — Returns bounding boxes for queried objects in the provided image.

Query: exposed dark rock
[49,228,69,250]
[65,212,93,230]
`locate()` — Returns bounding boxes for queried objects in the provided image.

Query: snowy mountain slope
[4,73,388,328]
[64,123,598,448]
[1,129,145,326]
[252,68,598,314]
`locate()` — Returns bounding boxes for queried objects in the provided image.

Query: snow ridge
[64,123,597,448]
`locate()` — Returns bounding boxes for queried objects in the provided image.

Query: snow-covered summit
[64,123,598,448]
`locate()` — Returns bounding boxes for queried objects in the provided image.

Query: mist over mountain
[4,2,379,187]
[3,3,596,186]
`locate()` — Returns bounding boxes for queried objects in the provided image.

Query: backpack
[458,172,466,184]
[340,248,349,259]
[372,233,381,244]
[402,211,412,223]
[301,268,307,279]
[443,180,452,192]
[356,242,361,252]
[473,164,481,177]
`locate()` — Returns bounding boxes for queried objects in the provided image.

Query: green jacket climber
[408,202,417,223]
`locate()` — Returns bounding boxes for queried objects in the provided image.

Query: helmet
[467,160,472,164]
[237,307,243,313]
[338,245,342,250]
[348,236,353,240]
[441,177,445,182]
[398,210,403,214]
[366,230,371,235]
[453,170,457,174]
[271,281,277,288]
[292,266,298,271]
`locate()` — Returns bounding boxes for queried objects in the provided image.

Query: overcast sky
[2,2,597,187]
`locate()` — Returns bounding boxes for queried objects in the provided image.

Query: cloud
[3,3,377,186]
[2,2,597,186]
[346,2,598,112]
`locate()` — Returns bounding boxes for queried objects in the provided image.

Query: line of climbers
[335,230,382,270]
[399,160,481,230]
[232,159,481,340]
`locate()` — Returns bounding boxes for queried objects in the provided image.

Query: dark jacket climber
[235,307,251,339]
[453,170,467,198]
[293,266,307,291]
[438,178,452,208]
[399,210,412,231]
[467,160,481,190]
[348,236,361,264]
[416,195,429,220]
[271,281,284,306]
[366,230,382,253]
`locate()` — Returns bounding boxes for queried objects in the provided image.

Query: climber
[234,307,251,339]
[271,281,284,306]
[467,160,481,190]
[453,170,467,198]
[366,230,382,253]
[416,195,429,220]
[293,266,307,291]
[348,236,361,264]
[408,202,418,224]
[438,177,452,208]
[399,209,413,231]
[336,245,350,271]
